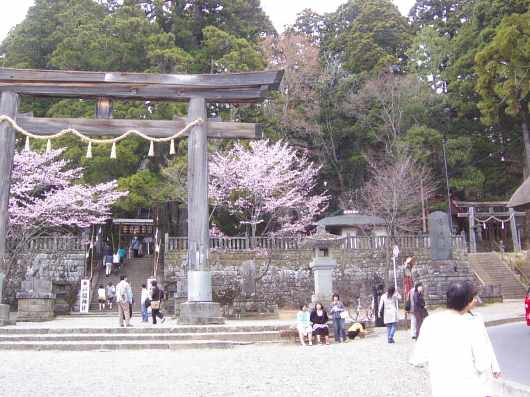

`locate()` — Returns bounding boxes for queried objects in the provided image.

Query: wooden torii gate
[0,67,283,324]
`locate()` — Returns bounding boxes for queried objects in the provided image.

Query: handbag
[151,300,161,310]
[404,300,411,312]
[340,311,349,320]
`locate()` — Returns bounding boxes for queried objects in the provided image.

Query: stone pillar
[468,207,477,253]
[509,208,521,252]
[0,92,18,326]
[179,97,223,324]
[310,254,336,306]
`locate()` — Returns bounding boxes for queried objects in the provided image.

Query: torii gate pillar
[0,92,18,324]
[179,97,223,324]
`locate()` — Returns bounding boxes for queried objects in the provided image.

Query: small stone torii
[0,67,283,324]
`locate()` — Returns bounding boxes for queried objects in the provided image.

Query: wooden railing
[165,234,468,253]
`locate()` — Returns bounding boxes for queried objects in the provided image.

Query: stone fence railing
[9,236,85,252]
[165,234,468,253]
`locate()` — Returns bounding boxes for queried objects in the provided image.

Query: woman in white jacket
[378,285,401,344]
[410,281,501,397]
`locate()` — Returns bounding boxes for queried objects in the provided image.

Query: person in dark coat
[150,280,166,325]
[414,283,428,337]
[310,302,330,345]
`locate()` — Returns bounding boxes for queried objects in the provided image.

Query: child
[97,285,106,311]
[347,322,366,340]
[106,282,115,310]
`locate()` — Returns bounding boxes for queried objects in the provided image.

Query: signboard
[120,224,154,236]
[391,245,400,290]
[79,279,90,313]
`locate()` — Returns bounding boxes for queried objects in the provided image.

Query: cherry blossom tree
[8,148,127,248]
[209,140,328,237]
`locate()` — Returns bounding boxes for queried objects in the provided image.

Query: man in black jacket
[150,280,166,325]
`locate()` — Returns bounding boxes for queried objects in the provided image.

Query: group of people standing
[117,276,166,327]
[97,277,165,327]
[296,294,366,346]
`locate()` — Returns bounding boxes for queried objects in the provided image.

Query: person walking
[296,304,313,346]
[329,294,347,343]
[126,277,134,320]
[118,246,127,267]
[106,282,115,310]
[378,285,401,344]
[116,275,131,328]
[310,302,330,345]
[104,254,113,277]
[141,284,150,323]
[410,281,501,397]
[150,280,166,325]
[97,285,106,311]
[407,284,417,340]
[413,283,428,338]
[113,251,121,273]
[131,237,141,258]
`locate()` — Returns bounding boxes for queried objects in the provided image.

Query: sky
[0,0,416,44]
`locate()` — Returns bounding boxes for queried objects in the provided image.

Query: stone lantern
[303,225,343,306]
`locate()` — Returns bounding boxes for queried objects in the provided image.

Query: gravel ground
[0,328,430,397]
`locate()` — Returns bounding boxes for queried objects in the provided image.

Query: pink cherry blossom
[209,140,329,236]
[8,148,127,240]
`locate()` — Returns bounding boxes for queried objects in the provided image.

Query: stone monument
[303,225,342,306]
[16,261,56,322]
[429,211,452,261]
[418,211,475,304]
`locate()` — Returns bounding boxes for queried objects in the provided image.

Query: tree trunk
[521,101,530,249]
[521,101,530,178]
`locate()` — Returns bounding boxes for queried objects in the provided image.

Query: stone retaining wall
[7,252,86,313]
[164,247,476,311]
[16,252,87,282]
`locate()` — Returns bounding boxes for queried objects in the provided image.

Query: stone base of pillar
[0,303,10,326]
[16,298,55,322]
[178,301,225,325]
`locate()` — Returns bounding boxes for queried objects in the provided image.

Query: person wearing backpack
[150,280,166,325]
[116,275,131,327]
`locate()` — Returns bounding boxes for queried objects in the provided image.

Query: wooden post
[96,97,113,119]
[186,97,211,301]
[420,176,427,233]
[509,208,521,252]
[468,207,477,253]
[0,92,19,274]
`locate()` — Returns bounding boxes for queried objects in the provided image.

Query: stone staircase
[90,256,161,313]
[0,324,287,350]
[469,252,527,299]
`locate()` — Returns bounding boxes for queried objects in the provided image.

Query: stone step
[0,340,251,351]
[0,331,282,343]
[0,324,287,335]
[469,253,526,299]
